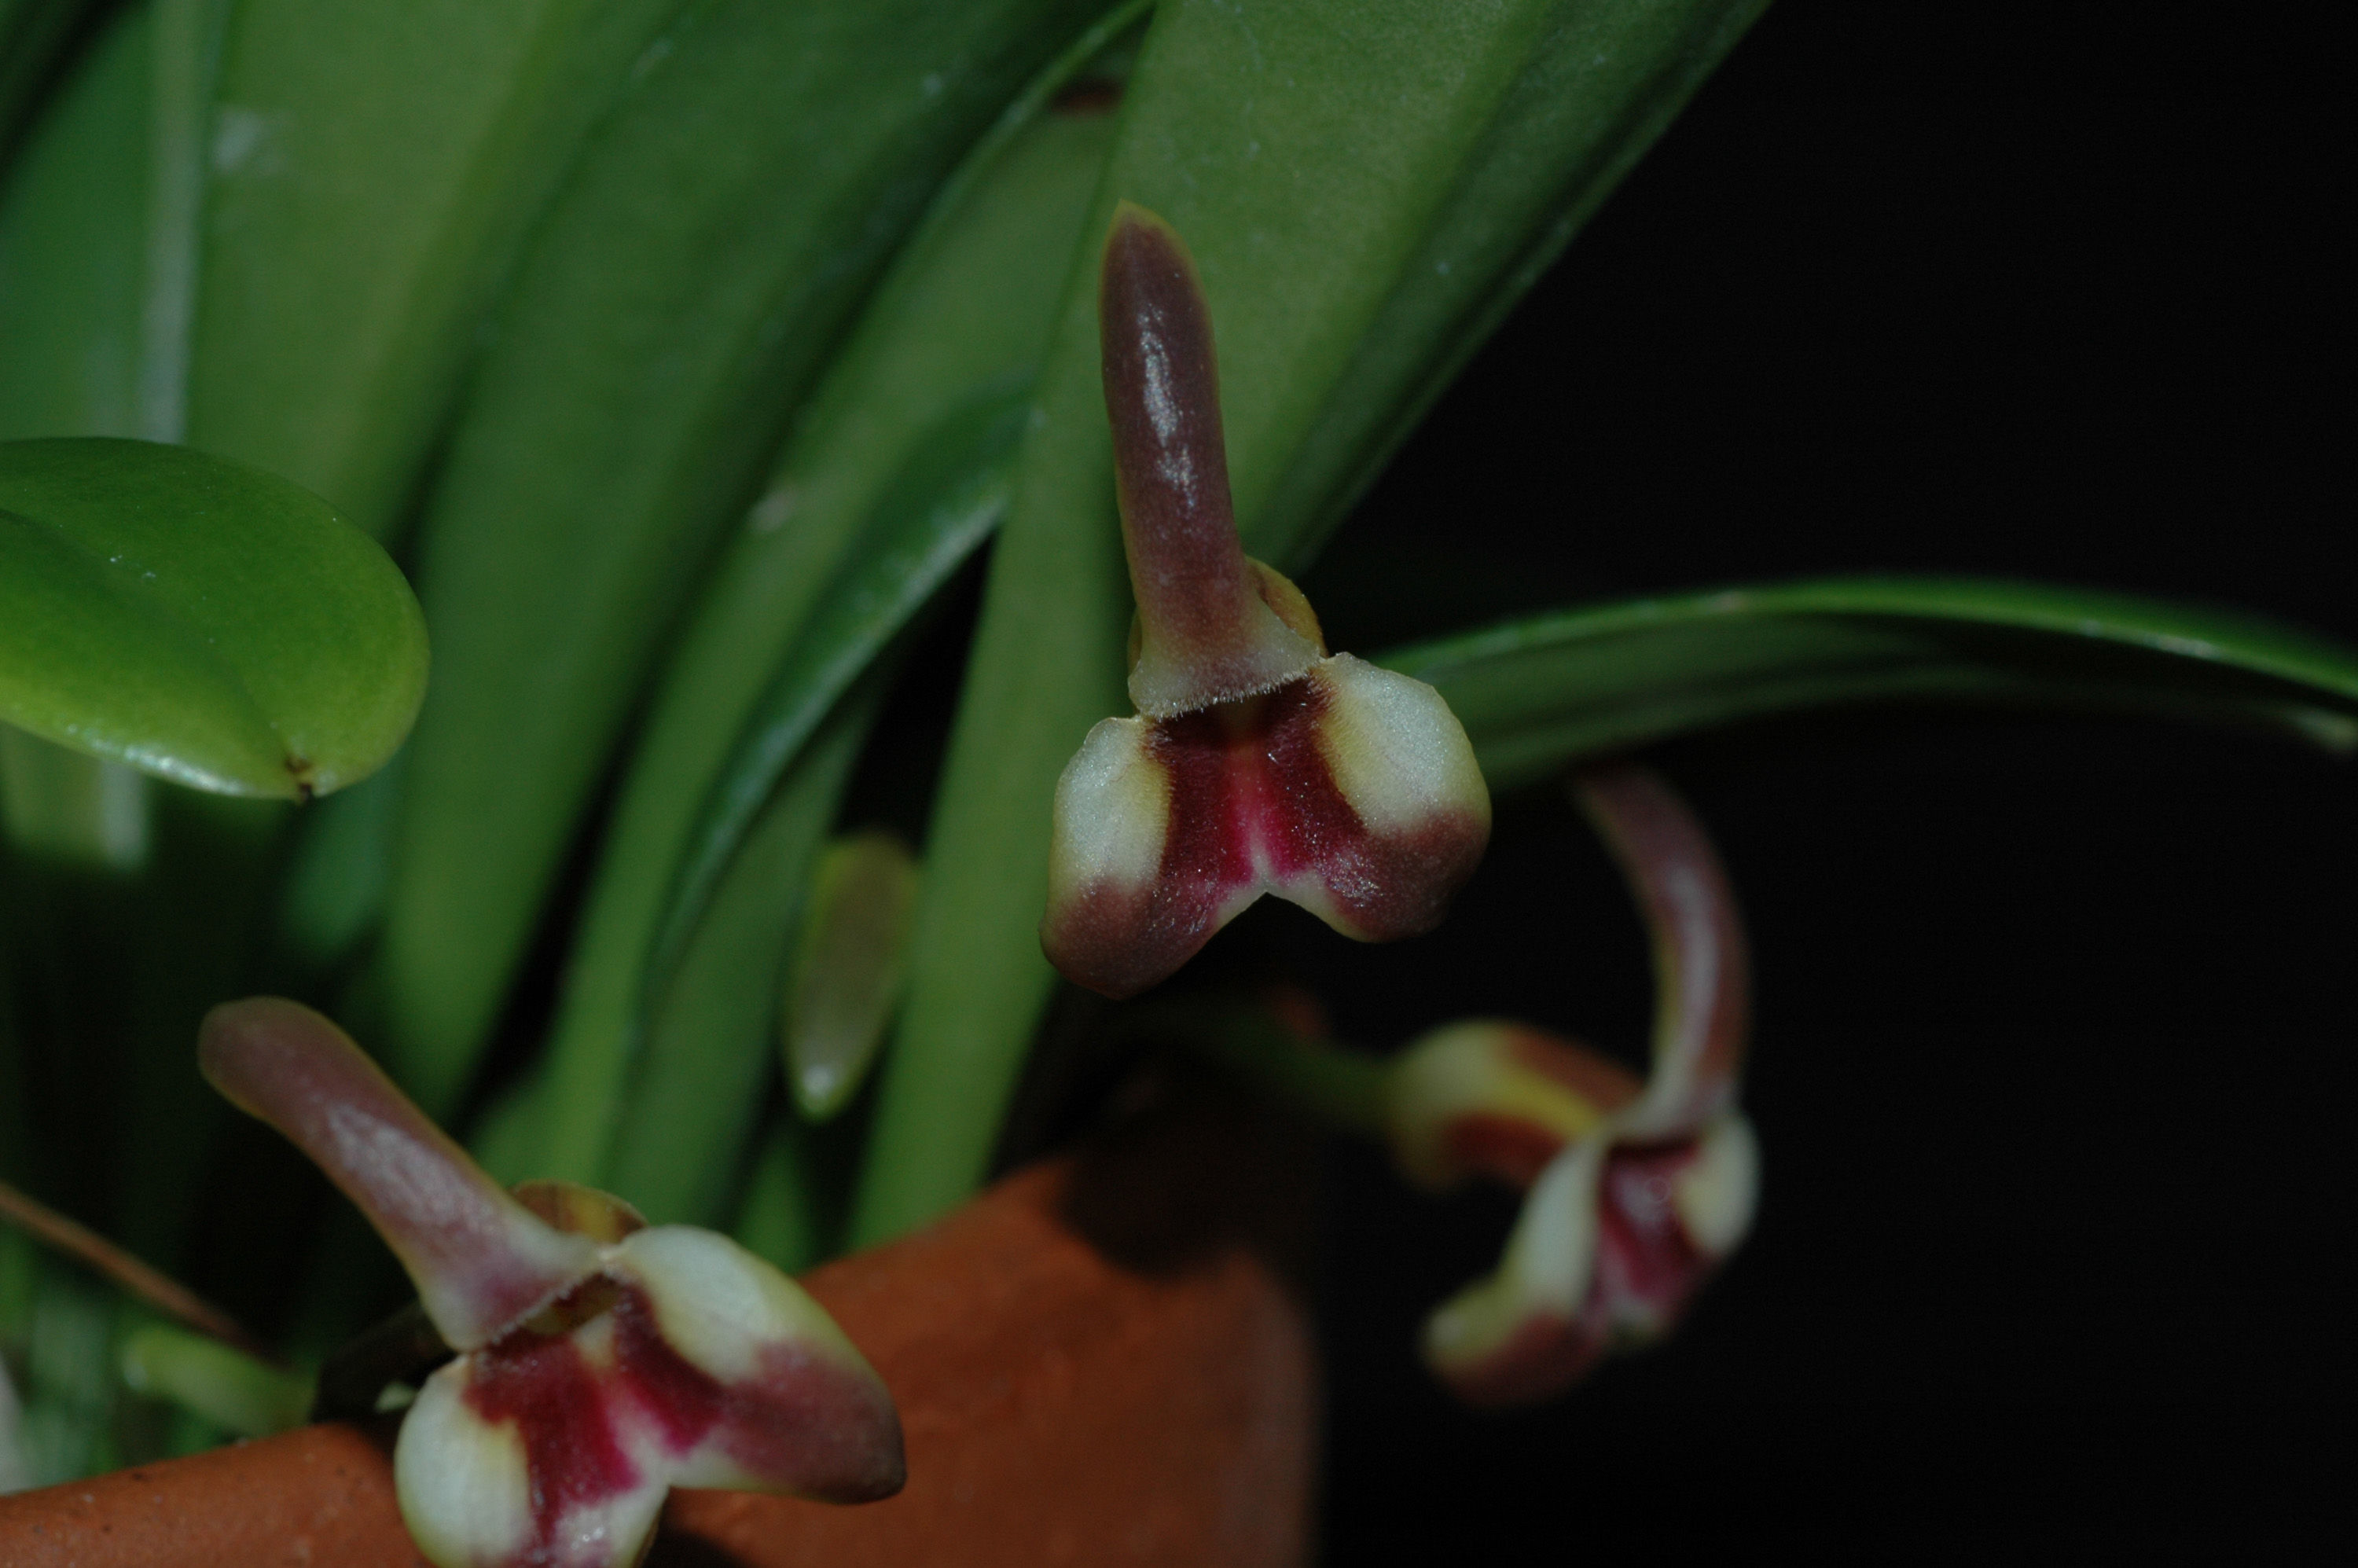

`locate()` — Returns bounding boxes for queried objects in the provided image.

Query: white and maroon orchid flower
[1041,203,1491,999]
[198,997,903,1568]
[1384,765,1760,1406]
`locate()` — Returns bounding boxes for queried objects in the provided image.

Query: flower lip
[1043,658,1489,998]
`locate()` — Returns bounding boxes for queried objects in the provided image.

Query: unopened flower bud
[782,832,919,1121]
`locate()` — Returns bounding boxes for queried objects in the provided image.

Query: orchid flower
[1384,765,1760,1405]
[1041,203,1492,999]
[198,997,903,1568]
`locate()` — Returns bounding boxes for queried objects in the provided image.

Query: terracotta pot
[0,1077,1317,1566]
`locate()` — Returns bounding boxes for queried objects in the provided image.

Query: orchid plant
[0,0,2350,1555]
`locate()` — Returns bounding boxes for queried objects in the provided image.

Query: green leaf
[0,727,151,872]
[732,1114,862,1276]
[0,2,90,156]
[0,0,150,443]
[1384,577,2358,789]
[457,2,1128,1177]
[0,1242,123,1485]
[529,402,1020,1181]
[855,0,1767,1246]
[271,754,401,974]
[372,0,1111,1114]
[599,695,876,1226]
[0,7,299,1271]
[652,395,1025,987]
[1249,0,1772,562]
[186,0,692,539]
[0,439,427,799]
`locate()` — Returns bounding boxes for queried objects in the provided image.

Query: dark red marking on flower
[1506,1033,1643,1114]
[607,1287,905,1504]
[604,1288,725,1452]
[1435,1138,1717,1408]
[1440,1114,1570,1188]
[464,1284,641,1554]
[718,1341,906,1502]
[1593,1140,1711,1338]
[1044,675,1486,998]
[462,1275,903,1548]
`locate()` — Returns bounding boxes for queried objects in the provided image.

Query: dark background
[1289,0,2353,1551]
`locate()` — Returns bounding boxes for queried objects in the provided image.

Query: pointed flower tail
[1101,201,1322,714]
[1042,205,1489,998]
[1424,1111,1759,1407]
[198,997,597,1350]
[199,997,902,1568]
[1574,764,1750,1137]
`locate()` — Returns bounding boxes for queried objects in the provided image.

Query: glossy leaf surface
[1383,577,2358,788]
[0,439,426,799]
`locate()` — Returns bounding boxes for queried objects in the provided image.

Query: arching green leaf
[1384,576,2358,789]
[485,10,1129,1175]
[372,0,1107,1114]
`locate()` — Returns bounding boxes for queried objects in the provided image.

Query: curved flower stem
[0,1179,275,1363]
[1126,999,1389,1137]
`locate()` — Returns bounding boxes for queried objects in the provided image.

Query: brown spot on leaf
[1052,78,1123,116]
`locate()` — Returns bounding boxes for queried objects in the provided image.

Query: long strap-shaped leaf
[601,689,881,1226]
[854,0,1768,1245]
[505,13,1134,1188]
[1384,576,2358,788]
[374,0,1104,1116]
[0,0,88,157]
[1249,0,1772,565]
[0,2,149,443]
[185,0,692,542]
